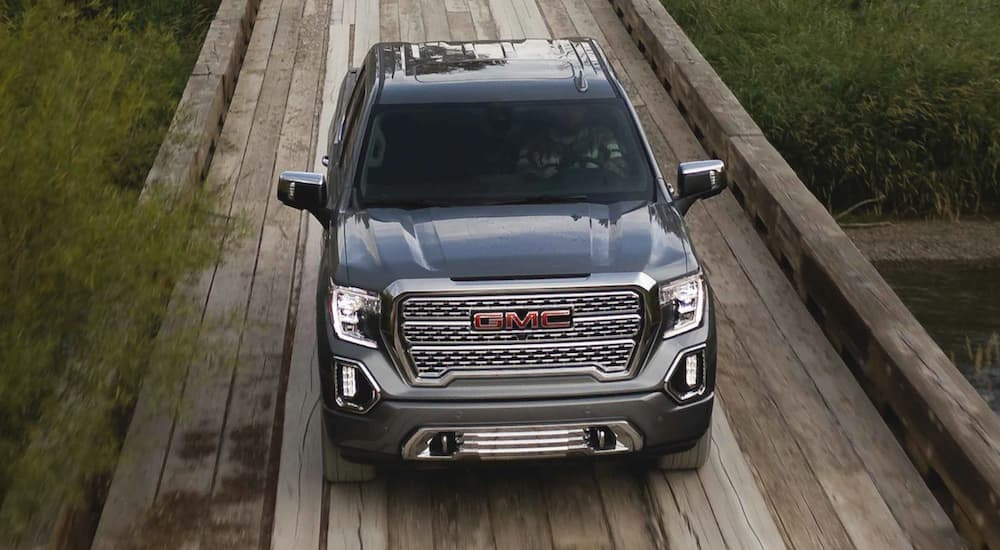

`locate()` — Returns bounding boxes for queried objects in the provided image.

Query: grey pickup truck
[277,39,726,482]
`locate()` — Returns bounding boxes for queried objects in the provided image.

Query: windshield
[355,100,655,208]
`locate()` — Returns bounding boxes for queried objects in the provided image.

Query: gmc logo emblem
[471,309,573,331]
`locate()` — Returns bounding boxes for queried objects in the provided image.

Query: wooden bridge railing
[607,0,1000,546]
[142,0,261,198]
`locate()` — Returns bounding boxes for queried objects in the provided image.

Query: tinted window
[357,100,654,207]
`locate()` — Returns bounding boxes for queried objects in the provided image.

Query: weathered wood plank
[269,216,325,550]
[704,188,964,549]
[387,475,435,550]
[380,0,401,42]
[355,0,381,58]
[510,0,548,38]
[712,303,856,549]
[488,0,524,39]
[149,0,306,545]
[421,0,451,40]
[202,0,328,543]
[430,472,496,550]
[446,10,477,40]
[399,0,427,42]
[359,480,389,549]
[593,464,664,550]
[91,1,281,547]
[534,0,575,37]
[485,469,554,550]
[541,466,614,550]
[699,403,789,550]
[327,484,363,550]
[466,0,498,40]
[691,209,913,549]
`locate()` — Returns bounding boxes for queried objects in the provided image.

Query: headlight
[659,273,705,338]
[329,282,380,348]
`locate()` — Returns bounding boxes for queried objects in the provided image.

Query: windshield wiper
[479,195,592,206]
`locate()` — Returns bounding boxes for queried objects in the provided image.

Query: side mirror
[277,171,329,223]
[674,160,726,215]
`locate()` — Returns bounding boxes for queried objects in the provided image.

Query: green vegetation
[662,0,1000,218]
[0,0,222,539]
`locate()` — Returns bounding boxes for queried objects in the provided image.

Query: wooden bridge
[80,0,999,548]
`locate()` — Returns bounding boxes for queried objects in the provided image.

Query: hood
[335,201,693,290]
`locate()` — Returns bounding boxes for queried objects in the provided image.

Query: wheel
[322,418,376,483]
[657,424,712,470]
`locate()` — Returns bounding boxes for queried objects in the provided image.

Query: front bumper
[323,390,713,464]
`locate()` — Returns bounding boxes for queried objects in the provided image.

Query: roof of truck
[372,39,619,104]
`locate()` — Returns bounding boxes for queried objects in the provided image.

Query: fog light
[666,347,707,402]
[685,354,699,388]
[333,358,380,413]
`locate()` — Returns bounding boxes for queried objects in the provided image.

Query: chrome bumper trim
[401,421,643,461]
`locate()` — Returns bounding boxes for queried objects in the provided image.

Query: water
[876,262,999,412]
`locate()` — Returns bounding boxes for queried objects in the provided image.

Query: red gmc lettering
[472,312,503,330]
[472,309,573,331]
[505,311,539,329]
[540,309,572,329]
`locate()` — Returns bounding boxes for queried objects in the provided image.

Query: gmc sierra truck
[277,39,726,482]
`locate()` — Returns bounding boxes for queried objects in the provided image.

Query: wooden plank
[421,0,451,41]
[327,480,387,549]
[444,0,469,11]
[509,0,549,38]
[592,464,664,550]
[541,465,614,550]
[92,2,285,547]
[203,0,328,543]
[387,475,436,550]
[269,217,325,550]
[149,0,306,545]
[430,471,496,550]
[703,190,964,549]
[446,10,477,40]
[643,473,701,550]
[356,0,381,58]
[485,469,554,550]
[711,301,856,549]
[661,471,728,549]
[466,0,498,40]
[380,0,401,42]
[699,403,789,550]
[690,212,914,549]
[488,0,524,39]
[327,484,363,550]
[359,480,389,549]
[534,0,576,38]
[399,0,427,42]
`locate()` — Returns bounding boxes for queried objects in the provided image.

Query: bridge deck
[93,0,964,548]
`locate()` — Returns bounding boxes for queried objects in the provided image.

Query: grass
[662,0,1000,218]
[0,0,224,540]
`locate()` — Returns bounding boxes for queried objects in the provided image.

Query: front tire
[322,418,376,483]
[657,424,712,470]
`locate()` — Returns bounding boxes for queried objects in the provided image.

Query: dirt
[844,220,1000,265]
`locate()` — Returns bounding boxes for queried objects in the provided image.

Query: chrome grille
[396,289,646,384]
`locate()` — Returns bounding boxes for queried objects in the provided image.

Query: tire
[322,418,376,483]
[657,424,712,470]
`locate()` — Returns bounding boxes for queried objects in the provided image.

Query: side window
[338,68,368,166]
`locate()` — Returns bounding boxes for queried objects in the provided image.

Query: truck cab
[277,39,726,481]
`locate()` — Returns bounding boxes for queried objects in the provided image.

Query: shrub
[662,0,1000,218]
[0,0,224,539]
